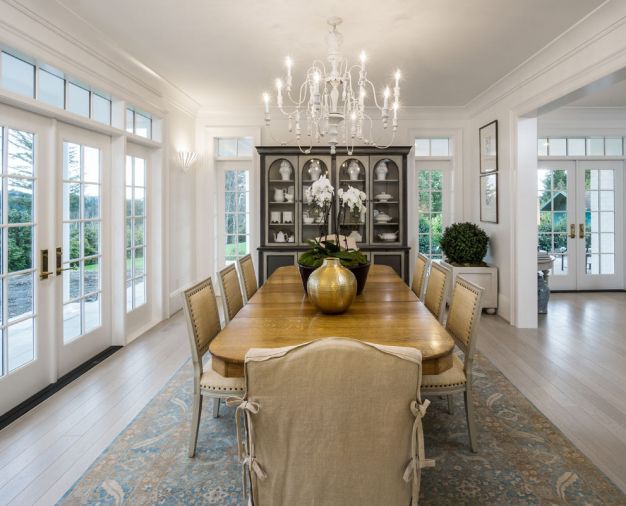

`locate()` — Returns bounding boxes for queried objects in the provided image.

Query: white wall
[0,1,200,323]
[465,1,626,326]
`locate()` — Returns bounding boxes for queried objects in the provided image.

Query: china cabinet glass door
[300,156,331,244]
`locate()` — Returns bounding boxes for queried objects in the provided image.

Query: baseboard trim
[552,289,626,293]
[0,346,122,431]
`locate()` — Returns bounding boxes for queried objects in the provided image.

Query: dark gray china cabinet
[257,145,411,284]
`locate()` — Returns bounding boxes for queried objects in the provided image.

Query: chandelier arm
[365,79,384,110]
[363,112,396,149]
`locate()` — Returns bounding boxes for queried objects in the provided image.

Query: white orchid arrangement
[304,174,334,208]
[338,186,367,218]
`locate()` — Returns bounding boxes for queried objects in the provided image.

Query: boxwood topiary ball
[440,222,489,265]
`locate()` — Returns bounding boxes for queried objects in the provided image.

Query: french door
[57,124,111,376]
[0,105,53,415]
[538,160,623,290]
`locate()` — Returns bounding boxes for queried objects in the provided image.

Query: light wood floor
[479,291,626,494]
[0,292,624,504]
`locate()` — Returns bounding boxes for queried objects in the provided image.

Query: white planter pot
[440,260,498,314]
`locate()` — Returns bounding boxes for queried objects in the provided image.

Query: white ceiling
[54,0,604,109]
[567,79,626,107]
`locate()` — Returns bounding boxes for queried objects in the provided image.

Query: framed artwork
[480,173,498,223]
[479,120,498,173]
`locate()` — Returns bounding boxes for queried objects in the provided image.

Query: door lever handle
[55,247,78,275]
[40,249,54,280]
[569,224,575,239]
[579,223,585,239]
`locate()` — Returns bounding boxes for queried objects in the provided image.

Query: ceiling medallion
[262,17,401,155]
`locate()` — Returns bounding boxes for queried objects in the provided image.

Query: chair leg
[447,394,454,414]
[464,389,478,453]
[188,393,203,458]
[213,397,220,418]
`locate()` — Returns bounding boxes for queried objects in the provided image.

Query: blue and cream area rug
[59,353,624,505]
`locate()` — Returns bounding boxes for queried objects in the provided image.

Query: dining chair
[237,254,258,304]
[411,252,430,300]
[217,263,244,324]
[181,277,245,457]
[421,277,484,453]
[423,261,451,323]
[228,337,433,505]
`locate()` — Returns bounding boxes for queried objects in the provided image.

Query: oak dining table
[209,264,455,377]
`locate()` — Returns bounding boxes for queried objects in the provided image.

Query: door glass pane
[584,168,615,275]
[2,127,37,374]
[8,318,34,372]
[537,167,568,275]
[62,141,102,341]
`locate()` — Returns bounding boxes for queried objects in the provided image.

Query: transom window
[415,138,450,157]
[1,127,36,374]
[126,109,152,139]
[0,50,112,125]
[538,136,624,157]
[217,137,253,158]
[126,155,147,311]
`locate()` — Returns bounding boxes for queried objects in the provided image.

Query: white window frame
[200,127,261,281]
[416,161,452,259]
[125,154,147,313]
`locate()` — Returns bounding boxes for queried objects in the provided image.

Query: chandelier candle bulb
[262,17,402,154]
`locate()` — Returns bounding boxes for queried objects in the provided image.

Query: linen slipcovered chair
[314,233,358,251]
[411,252,430,301]
[423,261,451,323]
[237,254,258,304]
[422,277,484,453]
[181,277,244,457]
[217,263,244,324]
[228,338,433,506]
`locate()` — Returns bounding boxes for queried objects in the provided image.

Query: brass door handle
[57,266,77,275]
[569,224,575,239]
[40,249,54,280]
[579,223,585,239]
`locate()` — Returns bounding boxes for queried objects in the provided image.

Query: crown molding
[465,2,626,116]
[1,0,200,117]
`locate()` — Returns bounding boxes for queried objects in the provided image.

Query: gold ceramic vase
[307,257,357,314]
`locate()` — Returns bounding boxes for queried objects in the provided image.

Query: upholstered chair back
[238,254,258,303]
[445,277,484,372]
[234,338,431,506]
[411,253,430,300]
[217,264,244,324]
[182,277,222,368]
[423,261,451,323]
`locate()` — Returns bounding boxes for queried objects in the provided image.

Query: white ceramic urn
[375,161,388,181]
[279,160,292,181]
[347,160,361,181]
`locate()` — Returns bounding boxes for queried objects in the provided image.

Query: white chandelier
[262,16,401,155]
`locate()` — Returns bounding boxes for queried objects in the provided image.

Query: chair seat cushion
[200,360,245,393]
[422,354,466,389]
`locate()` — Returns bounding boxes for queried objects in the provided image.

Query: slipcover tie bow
[226,396,265,501]
[403,399,435,506]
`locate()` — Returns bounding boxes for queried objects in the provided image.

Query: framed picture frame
[479,120,498,173]
[480,173,498,223]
